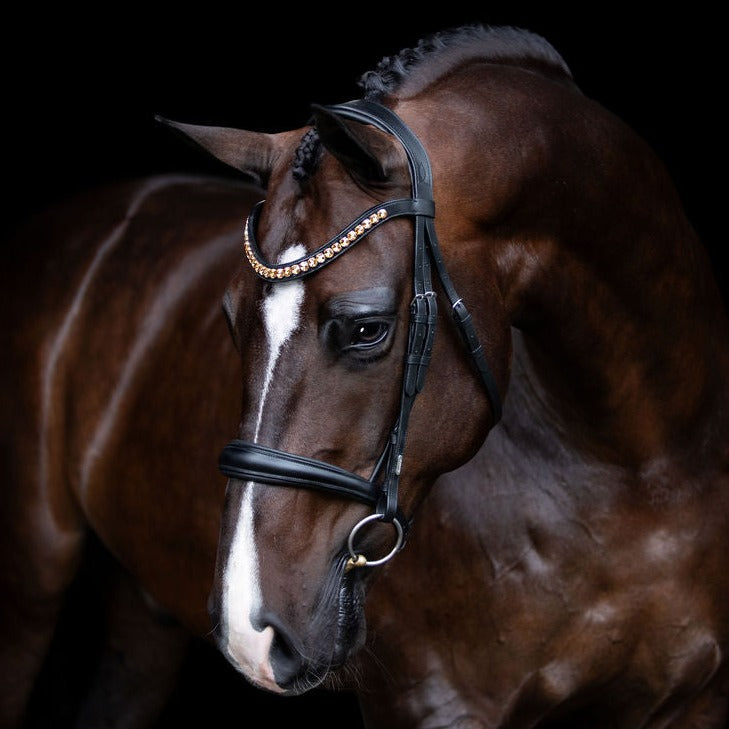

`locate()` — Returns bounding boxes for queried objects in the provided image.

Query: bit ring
[345,513,404,571]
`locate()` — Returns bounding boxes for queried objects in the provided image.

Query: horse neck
[442,77,729,470]
[529,224,728,440]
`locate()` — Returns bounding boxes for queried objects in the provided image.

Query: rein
[218,100,502,569]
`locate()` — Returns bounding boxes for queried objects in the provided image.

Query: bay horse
[1,22,727,729]
[160,24,729,728]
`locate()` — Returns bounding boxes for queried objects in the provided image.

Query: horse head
[162,73,511,693]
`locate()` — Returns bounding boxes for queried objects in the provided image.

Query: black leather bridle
[218,100,502,569]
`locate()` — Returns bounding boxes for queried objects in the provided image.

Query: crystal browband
[243,197,436,281]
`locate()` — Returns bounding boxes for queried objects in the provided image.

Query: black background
[5,6,723,265]
[5,5,724,727]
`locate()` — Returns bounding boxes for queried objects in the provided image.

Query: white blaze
[221,244,306,691]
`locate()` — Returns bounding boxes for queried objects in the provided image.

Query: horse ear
[310,104,390,184]
[156,116,277,188]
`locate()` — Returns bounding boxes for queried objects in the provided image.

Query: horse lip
[306,555,368,681]
[332,555,367,662]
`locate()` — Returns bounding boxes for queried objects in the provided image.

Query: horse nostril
[256,611,312,689]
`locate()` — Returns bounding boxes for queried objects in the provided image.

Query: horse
[2,22,727,729]
[157,24,729,728]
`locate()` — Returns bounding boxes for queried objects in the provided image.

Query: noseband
[218,100,502,570]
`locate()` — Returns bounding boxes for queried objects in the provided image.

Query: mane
[292,24,574,182]
[359,24,574,101]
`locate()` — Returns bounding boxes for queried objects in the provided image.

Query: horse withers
[168,25,729,728]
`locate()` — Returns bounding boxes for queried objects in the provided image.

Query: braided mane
[292,24,573,182]
[359,24,573,101]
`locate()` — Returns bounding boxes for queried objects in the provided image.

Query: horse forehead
[264,153,365,224]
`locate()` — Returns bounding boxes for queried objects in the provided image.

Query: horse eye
[350,320,389,348]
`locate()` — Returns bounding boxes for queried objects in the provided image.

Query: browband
[244,198,435,280]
